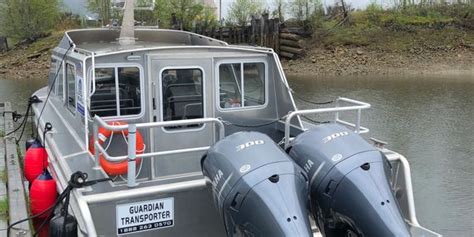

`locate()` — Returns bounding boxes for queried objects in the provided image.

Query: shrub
[0,0,60,42]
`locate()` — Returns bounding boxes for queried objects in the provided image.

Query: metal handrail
[384,150,441,236]
[284,97,371,149]
[384,151,419,226]
[92,116,225,187]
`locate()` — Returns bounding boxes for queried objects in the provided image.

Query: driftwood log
[280,33,301,41]
[280,27,312,37]
[280,39,304,48]
[27,47,51,59]
[280,46,304,55]
[279,51,295,59]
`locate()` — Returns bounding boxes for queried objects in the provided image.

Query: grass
[25,31,63,55]
[351,4,456,29]
[0,168,6,183]
[0,130,4,138]
[0,31,63,69]
[318,26,471,53]
[0,198,8,220]
[17,145,25,170]
[312,3,473,50]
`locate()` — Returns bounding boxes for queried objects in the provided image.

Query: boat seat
[164,83,202,121]
[183,102,203,120]
[90,87,131,116]
[219,82,241,108]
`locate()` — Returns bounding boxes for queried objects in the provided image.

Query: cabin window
[161,68,203,122]
[66,63,76,112]
[90,66,142,117]
[48,58,57,91]
[219,62,265,109]
[57,62,64,98]
[118,67,141,115]
[48,58,64,99]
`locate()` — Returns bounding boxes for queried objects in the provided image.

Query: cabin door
[150,57,214,178]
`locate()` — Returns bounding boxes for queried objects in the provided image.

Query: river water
[1,73,473,236]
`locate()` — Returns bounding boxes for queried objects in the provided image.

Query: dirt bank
[283,45,474,76]
[0,32,62,80]
[283,28,474,76]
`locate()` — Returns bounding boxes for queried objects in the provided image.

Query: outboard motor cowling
[288,124,411,237]
[202,132,312,237]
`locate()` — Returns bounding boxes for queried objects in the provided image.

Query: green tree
[87,0,112,26]
[0,0,60,41]
[272,0,286,21]
[291,0,324,22]
[198,6,218,29]
[228,0,263,26]
[310,0,324,28]
[134,0,156,24]
[154,0,215,30]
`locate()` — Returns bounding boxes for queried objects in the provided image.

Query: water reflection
[0,77,46,110]
[288,74,474,237]
[0,77,47,148]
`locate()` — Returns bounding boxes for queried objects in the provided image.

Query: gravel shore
[283,42,474,76]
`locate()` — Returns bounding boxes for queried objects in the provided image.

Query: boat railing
[284,97,371,149]
[92,116,225,187]
[383,150,442,237]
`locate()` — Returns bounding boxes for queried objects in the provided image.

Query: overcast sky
[62,0,385,17]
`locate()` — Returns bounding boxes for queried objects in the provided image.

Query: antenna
[119,0,135,46]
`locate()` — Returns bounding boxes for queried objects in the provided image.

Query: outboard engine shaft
[288,124,410,237]
[201,132,312,237]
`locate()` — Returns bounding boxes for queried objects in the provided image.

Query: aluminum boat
[28,3,442,236]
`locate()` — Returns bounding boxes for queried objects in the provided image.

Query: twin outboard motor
[288,124,410,237]
[201,132,312,237]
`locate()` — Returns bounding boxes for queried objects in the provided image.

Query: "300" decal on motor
[322,132,349,143]
[236,140,265,152]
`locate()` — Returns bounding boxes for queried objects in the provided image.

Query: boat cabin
[45,28,299,177]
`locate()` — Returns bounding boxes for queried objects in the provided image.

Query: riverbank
[0,32,63,80]
[283,3,474,76]
[283,27,474,76]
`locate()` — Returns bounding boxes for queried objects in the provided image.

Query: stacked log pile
[279,33,305,59]
[188,14,311,59]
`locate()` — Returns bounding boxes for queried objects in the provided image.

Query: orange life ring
[89,121,144,176]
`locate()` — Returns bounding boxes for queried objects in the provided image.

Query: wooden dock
[0,102,32,237]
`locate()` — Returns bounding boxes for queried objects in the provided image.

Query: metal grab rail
[284,97,371,149]
[384,151,419,226]
[384,150,441,236]
[92,116,225,187]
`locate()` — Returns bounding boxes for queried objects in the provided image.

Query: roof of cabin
[62,28,229,54]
